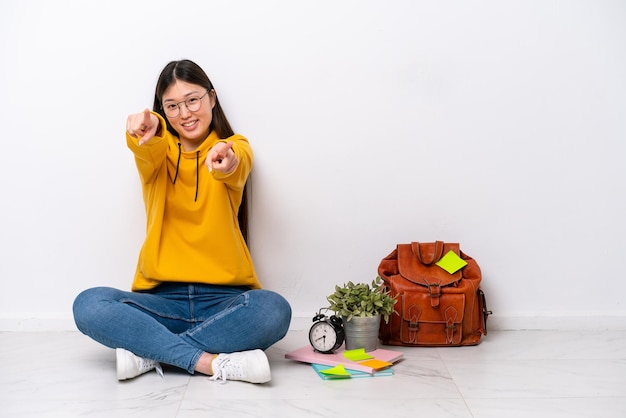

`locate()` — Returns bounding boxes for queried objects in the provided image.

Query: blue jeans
[72,283,291,374]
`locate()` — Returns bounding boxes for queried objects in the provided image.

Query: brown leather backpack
[378,241,491,346]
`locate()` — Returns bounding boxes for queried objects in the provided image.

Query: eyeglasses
[162,90,209,118]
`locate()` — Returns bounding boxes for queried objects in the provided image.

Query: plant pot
[342,315,381,352]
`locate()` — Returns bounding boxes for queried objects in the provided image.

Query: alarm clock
[308,310,345,354]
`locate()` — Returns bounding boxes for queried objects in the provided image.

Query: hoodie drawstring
[172,142,182,185]
[195,151,200,202]
[172,142,200,202]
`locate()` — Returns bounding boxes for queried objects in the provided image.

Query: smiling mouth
[182,120,197,128]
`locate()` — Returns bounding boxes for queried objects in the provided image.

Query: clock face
[309,321,339,353]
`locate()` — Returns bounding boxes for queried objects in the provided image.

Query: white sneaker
[116,348,163,380]
[208,349,271,384]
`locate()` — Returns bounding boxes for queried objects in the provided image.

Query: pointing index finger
[215,142,234,161]
[207,142,234,172]
[141,108,151,129]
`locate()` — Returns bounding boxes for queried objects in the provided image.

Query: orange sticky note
[359,359,393,370]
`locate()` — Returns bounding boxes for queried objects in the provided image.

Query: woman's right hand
[126,109,159,145]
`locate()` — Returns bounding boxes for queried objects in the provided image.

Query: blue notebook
[311,363,394,380]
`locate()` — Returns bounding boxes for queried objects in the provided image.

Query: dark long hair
[152,60,249,243]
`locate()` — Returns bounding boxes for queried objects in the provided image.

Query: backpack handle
[412,241,445,265]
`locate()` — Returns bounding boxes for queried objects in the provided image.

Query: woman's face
[162,80,216,150]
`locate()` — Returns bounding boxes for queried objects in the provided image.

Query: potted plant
[326,276,398,351]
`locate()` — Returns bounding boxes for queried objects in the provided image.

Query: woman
[73,59,291,384]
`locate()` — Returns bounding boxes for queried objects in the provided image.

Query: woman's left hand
[207,142,238,173]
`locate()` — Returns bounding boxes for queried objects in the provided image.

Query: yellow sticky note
[343,348,374,361]
[359,359,393,370]
[319,364,351,378]
[435,250,468,274]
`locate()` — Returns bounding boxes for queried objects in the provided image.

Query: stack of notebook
[285,346,404,379]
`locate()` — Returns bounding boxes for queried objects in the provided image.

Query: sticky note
[343,348,374,361]
[358,359,393,370]
[319,364,351,378]
[435,250,468,274]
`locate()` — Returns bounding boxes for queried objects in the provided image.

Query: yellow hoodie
[126,114,260,291]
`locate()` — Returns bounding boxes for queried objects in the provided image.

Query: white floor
[1,329,625,418]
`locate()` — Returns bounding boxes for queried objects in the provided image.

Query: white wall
[1,0,625,331]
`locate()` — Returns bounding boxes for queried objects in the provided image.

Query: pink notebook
[285,345,404,374]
